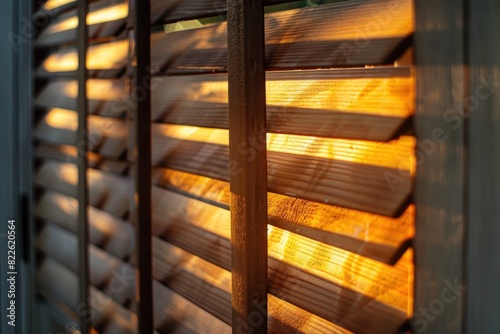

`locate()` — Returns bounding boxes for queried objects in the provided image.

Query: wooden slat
[37,258,137,334]
[35,160,130,217]
[152,184,413,264]
[151,67,414,142]
[152,237,231,324]
[36,0,127,47]
[35,143,130,174]
[36,79,128,117]
[152,125,414,217]
[36,39,129,77]
[34,108,128,159]
[153,281,231,334]
[151,0,413,74]
[151,206,410,333]
[150,0,297,24]
[152,237,358,333]
[36,223,135,307]
[34,190,134,261]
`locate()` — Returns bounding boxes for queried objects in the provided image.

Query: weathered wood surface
[36,79,128,117]
[37,257,136,334]
[151,0,413,74]
[152,125,413,217]
[151,211,411,333]
[152,184,413,265]
[34,190,134,261]
[36,0,127,47]
[34,108,128,159]
[151,67,414,142]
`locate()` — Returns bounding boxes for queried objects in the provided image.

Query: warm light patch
[54,79,125,101]
[267,225,412,313]
[266,76,414,117]
[155,124,229,146]
[45,4,129,35]
[53,192,77,215]
[268,0,413,44]
[155,124,415,173]
[43,0,76,10]
[45,108,78,131]
[267,133,416,174]
[43,40,128,72]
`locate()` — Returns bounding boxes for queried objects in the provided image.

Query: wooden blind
[32,0,416,333]
[33,1,136,333]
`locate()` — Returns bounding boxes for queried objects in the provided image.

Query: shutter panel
[33,1,136,332]
[150,0,415,332]
[32,0,416,332]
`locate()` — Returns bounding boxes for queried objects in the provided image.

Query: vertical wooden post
[227,0,268,332]
[413,0,467,333]
[466,0,500,331]
[133,0,153,332]
[77,0,90,333]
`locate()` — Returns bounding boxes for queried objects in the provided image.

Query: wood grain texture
[150,67,414,142]
[227,0,268,331]
[34,190,134,261]
[152,237,359,333]
[151,0,413,74]
[152,184,412,265]
[466,1,500,332]
[35,160,131,217]
[36,79,128,117]
[413,0,467,332]
[34,108,128,159]
[151,126,413,217]
[36,0,127,47]
[35,143,129,174]
[151,207,410,333]
[37,257,137,334]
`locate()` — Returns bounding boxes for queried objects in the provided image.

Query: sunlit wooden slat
[152,125,414,217]
[152,183,412,264]
[36,1,128,47]
[151,0,413,74]
[37,39,129,77]
[34,190,134,261]
[36,79,127,117]
[34,108,128,159]
[151,67,414,141]
[151,200,411,333]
